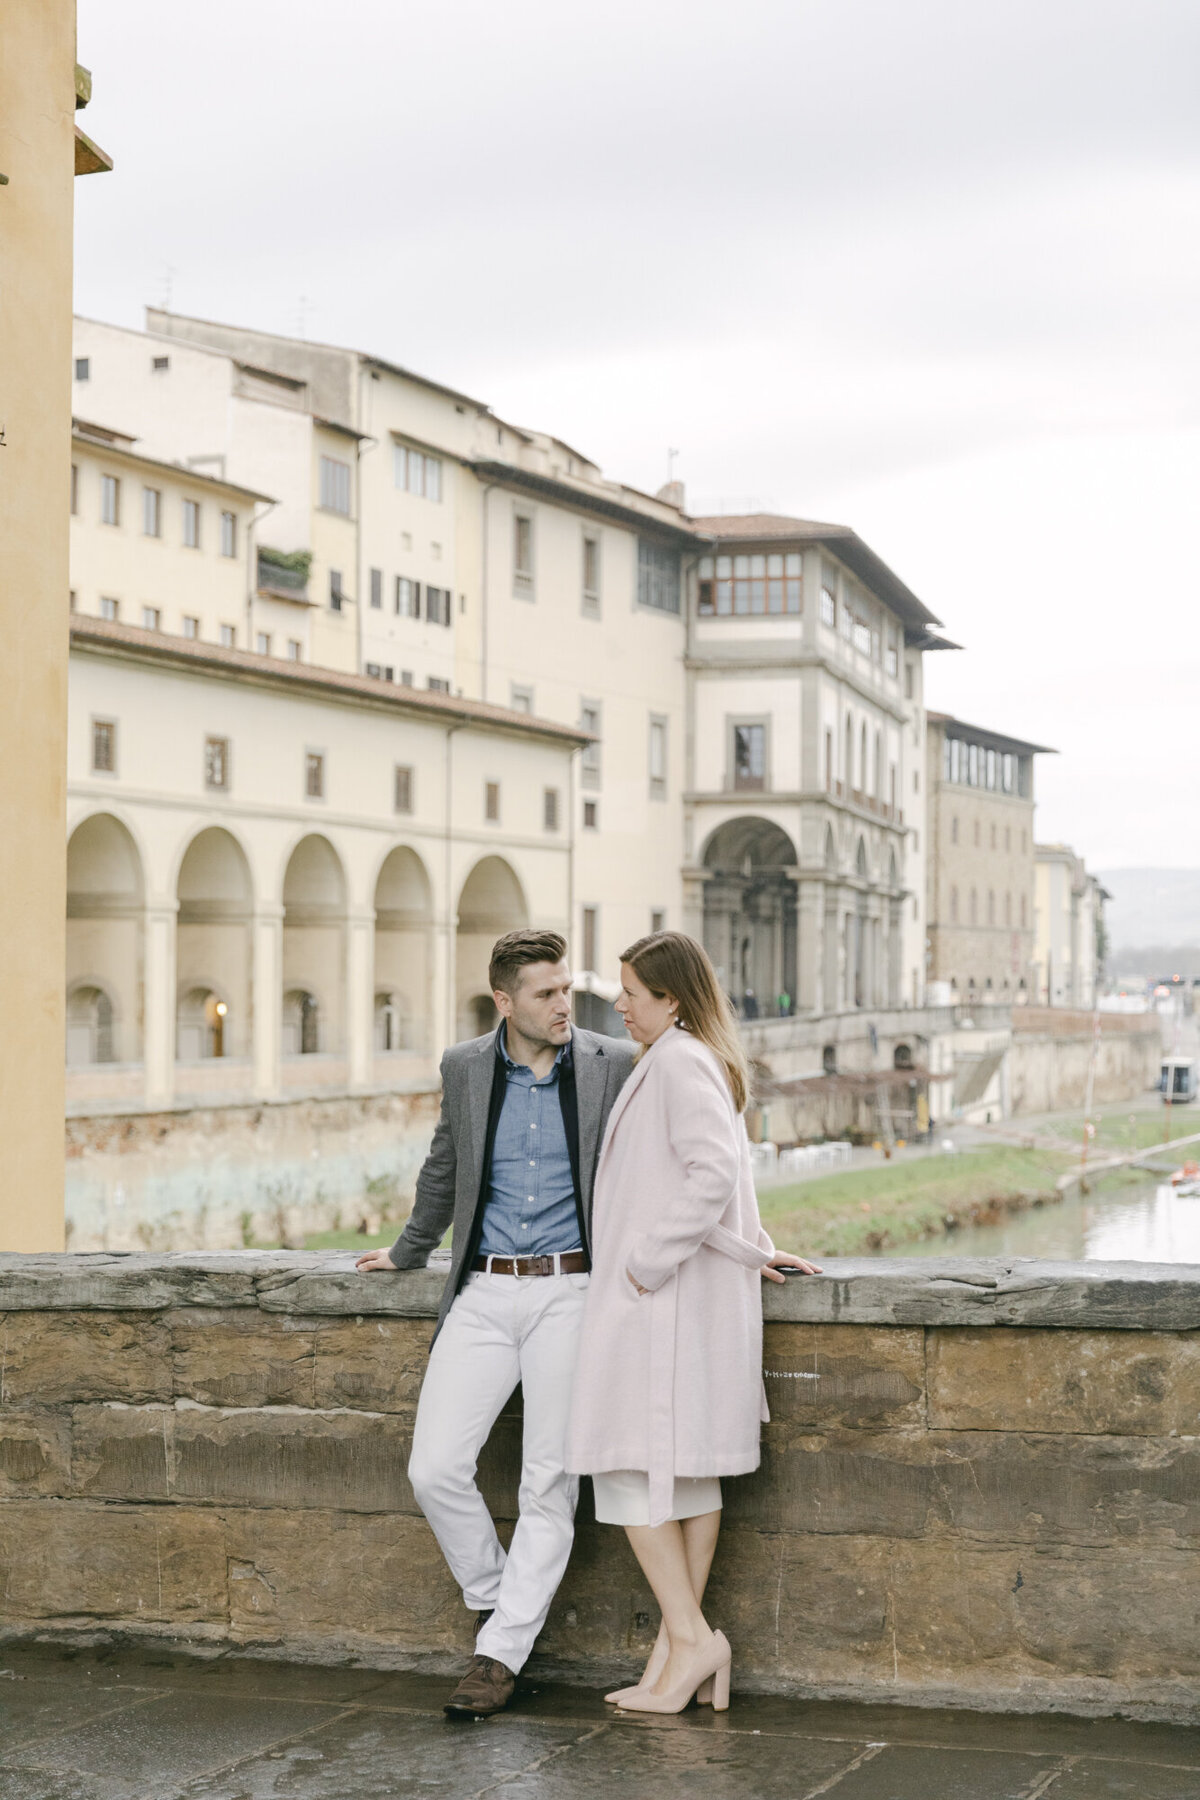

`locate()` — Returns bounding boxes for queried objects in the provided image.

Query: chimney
[656,479,686,512]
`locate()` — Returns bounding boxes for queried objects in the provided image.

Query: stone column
[251,902,284,1098]
[143,899,178,1110]
[431,917,454,1065]
[346,906,376,1089]
[795,882,823,1014]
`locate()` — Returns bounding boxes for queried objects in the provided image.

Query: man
[356,929,635,1718]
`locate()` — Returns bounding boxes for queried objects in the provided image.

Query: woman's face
[615,962,677,1046]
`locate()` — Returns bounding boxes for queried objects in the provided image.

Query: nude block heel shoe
[614,1631,732,1715]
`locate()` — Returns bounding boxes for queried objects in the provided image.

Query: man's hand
[355,1248,398,1272]
[761,1252,823,1284]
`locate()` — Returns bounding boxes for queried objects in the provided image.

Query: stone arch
[66,813,144,1065]
[701,817,798,1017]
[374,844,435,1057]
[456,856,530,1041]
[282,835,347,1057]
[176,827,253,1061]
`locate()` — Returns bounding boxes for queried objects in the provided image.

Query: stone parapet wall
[1007,1022,1160,1115]
[1,1252,1198,1722]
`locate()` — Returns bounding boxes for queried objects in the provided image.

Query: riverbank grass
[762,1144,1074,1257]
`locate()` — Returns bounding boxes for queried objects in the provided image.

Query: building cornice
[69,617,592,748]
[687,650,910,724]
[71,428,275,505]
[469,460,706,547]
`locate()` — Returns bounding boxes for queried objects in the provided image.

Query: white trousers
[407,1269,589,1673]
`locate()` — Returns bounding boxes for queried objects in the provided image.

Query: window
[319,455,351,515]
[1020,894,1028,928]
[648,715,668,798]
[182,498,200,548]
[1004,892,1012,926]
[905,662,915,699]
[852,619,872,656]
[305,752,325,799]
[700,551,800,617]
[256,632,271,656]
[973,820,981,847]
[650,910,665,933]
[69,590,77,611]
[583,799,598,829]
[70,463,79,515]
[425,585,452,626]
[840,601,853,642]
[395,576,418,617]
[886,636,899,678]
[392,443,442,501]
[637,540,681,613]
[514,514,534,593]
[510,685,533,714]
[219,623,235,648]
[950,886,958,923]
[75,357,90,381]
[427,676,451,693]
[92,718,116,773]
[1002,753,1015,793]
[580,701,601,785]
[824,728,833,792]
[142,486,161,537]
[543,788,560,831]
[990,824,997,850]
[394,765,414,814]
[151,354,170,372]
[987,890,995,925]
[330,570,344,611]
[485,780,500,822]
[100,596,119,621]
[732,722,766,791]
[205,736,230,791]
[399,668,413,686]
[820,583,836,628]
[287,639,302,661]
[182,616,199,639]
[1005,826,1011,852]
[582,906,598,971]
[100,474,120,526]
[220,511,237,558]
[141,606,160,631]
[582,536,600,613]
[969,888,978,925]
[369,567,383,609]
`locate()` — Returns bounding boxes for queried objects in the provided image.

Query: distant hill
[1099,869,1200,957]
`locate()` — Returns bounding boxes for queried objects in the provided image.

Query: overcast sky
[75,0,1200,870]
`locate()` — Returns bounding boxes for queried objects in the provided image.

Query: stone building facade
[1033,843,1108,1008]
[925,712,1050,1003]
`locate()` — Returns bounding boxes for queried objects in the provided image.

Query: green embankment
[301,1144,1076,1258]
[759,1145,1074,1257]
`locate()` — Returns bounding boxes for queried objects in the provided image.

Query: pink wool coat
[567,1023,776,1526]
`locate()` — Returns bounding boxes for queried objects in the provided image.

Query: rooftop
[692,512,941,632]
[929,711,1057,757]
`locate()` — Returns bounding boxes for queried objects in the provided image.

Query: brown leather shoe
[444,1653,516,1718]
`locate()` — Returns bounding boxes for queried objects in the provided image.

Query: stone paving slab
[1,1644,1199,1800]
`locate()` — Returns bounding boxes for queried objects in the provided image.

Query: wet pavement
[1,1642,1199,1798]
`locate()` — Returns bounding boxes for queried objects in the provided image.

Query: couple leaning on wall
[356,926,821,1718]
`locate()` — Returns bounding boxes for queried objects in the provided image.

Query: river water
[878,1172,1200,1264]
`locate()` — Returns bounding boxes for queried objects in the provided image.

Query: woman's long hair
[619,930,750,1113]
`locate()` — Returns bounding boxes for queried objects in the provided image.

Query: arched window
[987,890,995,925]
[283,989,320,1056]
[950,885,959,923]
[859,722,868,791]
[374,990,410,1053]
[873,730,882,796]
[893,1043,913,1070]
[66,985,116,1065]
[1020,894,1028,929]
[969,888,978,925]
[177,987,228,1059]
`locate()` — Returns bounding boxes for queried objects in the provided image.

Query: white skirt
[592,1469,722,1526]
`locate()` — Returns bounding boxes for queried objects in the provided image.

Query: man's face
[495,959,573,1049]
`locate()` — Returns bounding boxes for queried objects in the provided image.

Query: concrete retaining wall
[64,1090,440,1252]
[1008,1019,1161,1115]
[1,1252,1198,1721]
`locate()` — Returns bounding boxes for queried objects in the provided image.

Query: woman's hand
[355,1248,398,1272]
[761,1252,823,1284]
[626,1269,650,1295]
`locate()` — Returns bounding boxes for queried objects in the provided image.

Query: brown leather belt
[470,1251,590,1277]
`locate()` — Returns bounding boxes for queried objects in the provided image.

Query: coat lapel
[572,1033,609,1201]
[463,1038,494,1180]
[594,1038,659,1168]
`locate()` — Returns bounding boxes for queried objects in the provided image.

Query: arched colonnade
[65,810,532,1106]
[698,814,905,1017]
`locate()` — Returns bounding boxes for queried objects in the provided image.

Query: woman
[567,931,820,1713]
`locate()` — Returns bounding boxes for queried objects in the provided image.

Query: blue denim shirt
[476,1024,580,1257]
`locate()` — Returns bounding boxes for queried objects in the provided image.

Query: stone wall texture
[1,1251,1198,1722]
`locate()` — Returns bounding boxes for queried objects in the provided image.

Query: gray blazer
[387,1025,636,1340]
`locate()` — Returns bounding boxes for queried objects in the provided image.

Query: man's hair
[489,929,568,996]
